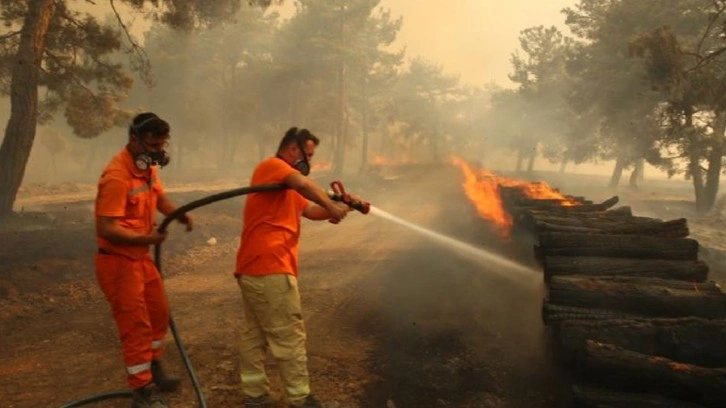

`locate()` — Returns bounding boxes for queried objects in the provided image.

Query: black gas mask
[130,115,171,171]
[135,140,170,170]
[292,139,311,176]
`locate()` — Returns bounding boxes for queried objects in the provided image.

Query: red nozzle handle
[328,180,370,223]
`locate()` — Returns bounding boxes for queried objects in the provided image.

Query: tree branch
[42,49,98,99]
[0,31,21,42]
[695,1,726,56]
[109,0,154,87]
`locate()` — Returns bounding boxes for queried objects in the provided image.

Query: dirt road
[0,166,559,408]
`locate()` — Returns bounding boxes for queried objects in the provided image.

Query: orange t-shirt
[235,157,308,277]
[95,148,165,260]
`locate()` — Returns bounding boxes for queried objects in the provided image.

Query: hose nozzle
[329,180,370,215]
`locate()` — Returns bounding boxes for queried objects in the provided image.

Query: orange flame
[450,156,579,239]
[371,155,392,166]
[518,182,578,204]
[451,157,512,239]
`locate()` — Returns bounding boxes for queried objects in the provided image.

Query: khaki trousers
[237,274,310,405]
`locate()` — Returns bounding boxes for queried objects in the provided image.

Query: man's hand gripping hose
[328,180,370,224]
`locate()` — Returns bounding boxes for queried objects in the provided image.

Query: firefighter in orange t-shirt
[95,112,193,408]
[236,127,352,408]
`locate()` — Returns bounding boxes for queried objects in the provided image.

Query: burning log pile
[501,185,726,408]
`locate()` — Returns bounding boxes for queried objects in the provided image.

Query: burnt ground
[1,165,564,408]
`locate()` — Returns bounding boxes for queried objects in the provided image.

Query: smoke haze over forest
[2,0,720,212]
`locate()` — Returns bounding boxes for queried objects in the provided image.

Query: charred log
[514,207,636,233]
[556,317,726,367]
[535,218,689,238]
[499,186,593,205]
[543,256,708,282]
[547,276,726,318]
[572,384,706,408]
[542,302,639,325]
[511,196,620,217]
[538,233,699,260]
[578,340,726,407]
[527,205,635,220]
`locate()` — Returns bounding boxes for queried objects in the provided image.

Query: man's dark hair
[277,127,320,153]
[129,112,170,137]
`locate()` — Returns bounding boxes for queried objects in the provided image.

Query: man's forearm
[157,194,178,216]
[294,178,336,212]
[304,204,333,220]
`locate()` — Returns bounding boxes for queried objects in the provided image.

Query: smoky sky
[255,0,578,87]
[379,0,578,86]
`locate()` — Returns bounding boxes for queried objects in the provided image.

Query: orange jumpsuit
[95,148,170,389]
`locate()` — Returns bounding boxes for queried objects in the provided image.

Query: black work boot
[290,394,339,408]
[131,383,168,408]
[151,360,181,392]
[244,393,276,408]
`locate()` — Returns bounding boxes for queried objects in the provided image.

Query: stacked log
[499,184,726,407]
[543,257,708,282]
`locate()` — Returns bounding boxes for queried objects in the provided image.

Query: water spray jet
[368,206,540,287]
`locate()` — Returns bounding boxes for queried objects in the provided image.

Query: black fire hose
[57,183,287,408]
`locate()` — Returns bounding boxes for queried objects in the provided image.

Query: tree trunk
[701,111,726,212]
[359,84,369,173]
[704,145,722,211]
[636,158,645,183]
[628,167,638,188]
[526,143,536,172]
[516,147,524,172]
[556,317,726,367]
[0,0,56,219]
[559,157,568,173]
[629,159,644,188]
[543,256,708,282]
[49,153,56,184]
[332,6,347,179]
[538,232,699,260]
[608,157,625,188]
[572,384,708,408]
[332,62,347,178]
[578,340,726,407]
[548,276,726,318]
[430,127,440,162]
[360,122,369,173]
[690,151,707,213]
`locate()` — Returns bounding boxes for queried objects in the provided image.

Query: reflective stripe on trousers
[96,254,170,389]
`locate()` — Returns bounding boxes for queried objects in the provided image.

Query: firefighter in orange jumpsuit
[236,127,352,408]
[95,112,193,408]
